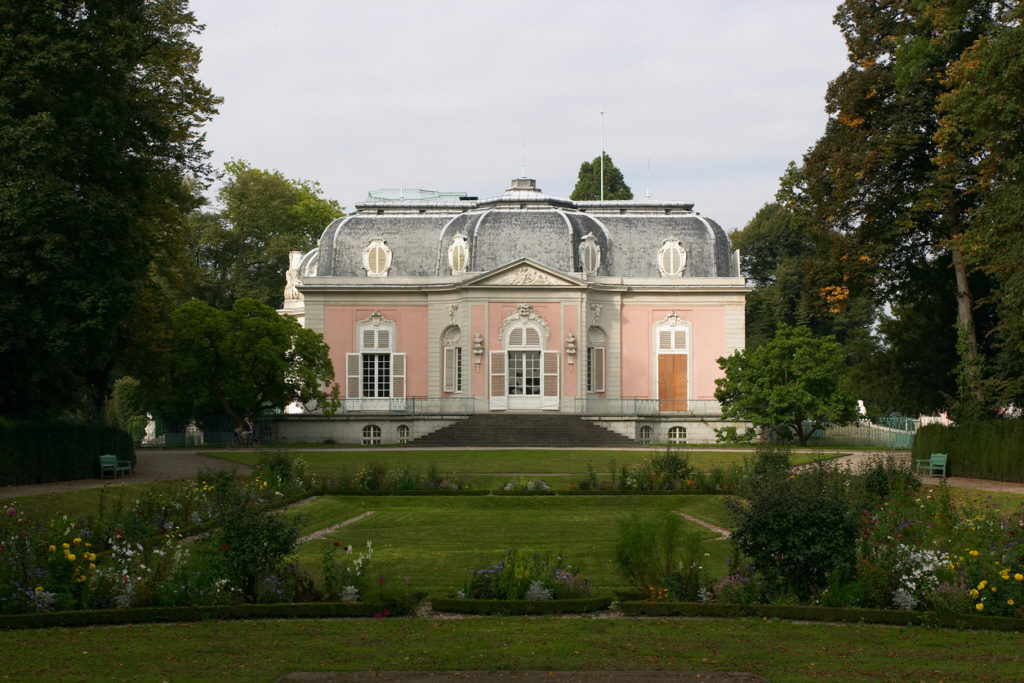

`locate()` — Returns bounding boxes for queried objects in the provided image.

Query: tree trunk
[951,247,984,403]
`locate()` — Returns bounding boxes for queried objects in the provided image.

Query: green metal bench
[99,453,132,479]
[915,452,948,478]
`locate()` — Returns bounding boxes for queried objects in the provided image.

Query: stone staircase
[408,413,637,447]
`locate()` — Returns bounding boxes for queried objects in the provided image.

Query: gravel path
[3,447,1023,500]
[0,449,251,499]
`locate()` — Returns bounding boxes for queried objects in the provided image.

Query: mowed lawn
[287,494,736,596]
[215,447,842,482]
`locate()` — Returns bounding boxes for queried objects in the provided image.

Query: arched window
[579,233,601,275]
[362,424,381,445]
[586,326,606,393]
[657,237,686,278]
[363,237,392,277]
[442,325,462,393]
[448,233,469,275]
[638,425,652,445]
[397,424,410,444]
[668,426,686,444]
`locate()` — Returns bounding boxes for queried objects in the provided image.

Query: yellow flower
[48,544,56,552]
[978,580,988,590]
[89,563,96,570]
[1009,599,1015,607]
[34,586,43,592]
[991,586,998,593]
[976,603,985,611]
[969,550,979,557]
[62,542,70,549]
[1015,574,1023,582]
[66,553,76,562]
[73,537,81,544]
[970,589,980,598]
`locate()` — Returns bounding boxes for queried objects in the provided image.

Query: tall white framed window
[346,312,405,410]
[586,326,606,393]
[490,304,558,411]
[442,325,463,393]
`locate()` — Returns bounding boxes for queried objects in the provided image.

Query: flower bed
[431,596,612,615]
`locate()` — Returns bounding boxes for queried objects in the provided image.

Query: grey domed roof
[307,178,734,279]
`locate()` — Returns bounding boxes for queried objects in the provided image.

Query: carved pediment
[466,260,584,288]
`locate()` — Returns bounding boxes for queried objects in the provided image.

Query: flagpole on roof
[600,110,605,201]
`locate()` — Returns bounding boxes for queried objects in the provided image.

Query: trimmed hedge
[430,596,613,615]
[0,601,414,630]
[0,419,134,485]
[912,420,1024,482]
[619,601,1024,631]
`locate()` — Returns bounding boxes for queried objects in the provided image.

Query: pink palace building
[278,178,749,445]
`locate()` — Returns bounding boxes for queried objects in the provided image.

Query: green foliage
[936,3,1024,405]
[715,324,857,445]
[140,298,338,426]
[462,550,592,600]
[0,419,133,485]
[0,0,219,417]
[614,513,707,600]
[730,460,859,601]
[188,160,344,309]
[912,420,1024,482]
[569,152,633,200]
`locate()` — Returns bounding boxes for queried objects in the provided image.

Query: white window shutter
[593,347,605,393]
[489,351,507,410]
[345,353,361,410]
[542,351,559,410]
[525,328,540,346]
[508,328,523,346]
[378,329,390,350]
[392,353,406,398]
[659,330,672,351]
[443,346,456,393]
[362,329,375,350]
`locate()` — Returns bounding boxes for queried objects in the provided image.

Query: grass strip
[430,596,613,615]
[1,615,1021,680]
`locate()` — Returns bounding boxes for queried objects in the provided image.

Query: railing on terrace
[573,398,723,418]
[148,414,275,447]
[806,417,919,449]
[336,396,477,416]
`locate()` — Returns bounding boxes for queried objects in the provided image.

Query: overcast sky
[189,0,850,232]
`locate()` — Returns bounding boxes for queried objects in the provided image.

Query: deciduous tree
[189,161,344,309]
[0,0,219,417]
[715,324,857,445]
[141,298,338,427]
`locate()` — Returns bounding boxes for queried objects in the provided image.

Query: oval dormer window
[580,233,601,275]
[363,237,392,277]
[657,237,686,278]
[448,233,469,275]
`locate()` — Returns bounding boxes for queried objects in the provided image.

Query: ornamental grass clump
[461,550,592,600]
[615,512,709,601]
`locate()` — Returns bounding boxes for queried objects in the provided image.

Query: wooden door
[658,354,687,412]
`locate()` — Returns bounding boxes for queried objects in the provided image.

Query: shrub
[0,419,133,485]
[730,459,859,601]
[912,419,1024,481]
